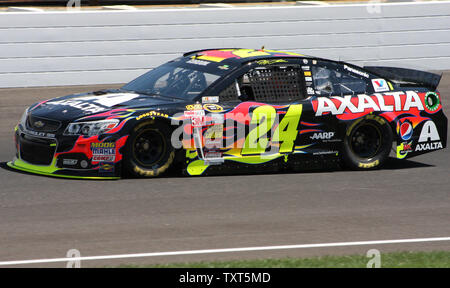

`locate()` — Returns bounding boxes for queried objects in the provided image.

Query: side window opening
[312,63,369,96]
[218,65,305,102]
[218,80,240,102]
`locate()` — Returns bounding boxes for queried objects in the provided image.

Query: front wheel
[123,122,175,177]
[341,115,393,170]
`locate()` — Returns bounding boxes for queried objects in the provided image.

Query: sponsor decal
[202,96,219,104]
[184,109,205,127]
[303,59,309,64]
[256,59,288,65]
[306,87,315,95]
[92,155,115,162]
[343,65,370,78]
[63,159,78,166]
[34,121,45,128]
[305,77,313,82]
[358,160,379,168]
[313,151,338,156]
[91,142,116,162]
[396,142,413,159]
[204,124,223,148]
[99,162,115,173]
[418,120,440,142]
[372,79,390,92]
[187,59,210,66]
[415,141,443,151]
[415,120,442,152]
[424,92,440,112]
[304,71,312,76]
[218,65,230,70]
[46,100,106,114]
[301,66,310,71]
[80,160,89,169]
[186,104,203,111]
[397,119,413,141]
[204,150,222,159]
[24,129,55,138]
[136,111,169,121]
[91,142,115,148]
[310,132,335,140]
[46,93,139,114]
[203,149,224,165]
[203,104,224,113]
[314,91,424,116]
[204,124,223,139]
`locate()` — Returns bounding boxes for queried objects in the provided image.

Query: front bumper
[10,125,126,180]
[7,158,119,180]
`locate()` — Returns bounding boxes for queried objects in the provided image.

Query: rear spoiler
[364,66,442,91]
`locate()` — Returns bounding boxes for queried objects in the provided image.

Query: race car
[8,48,447,179]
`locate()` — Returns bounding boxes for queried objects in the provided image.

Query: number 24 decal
[242,104,303,155]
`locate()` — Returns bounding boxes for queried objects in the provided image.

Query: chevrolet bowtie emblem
[34,121,45,128]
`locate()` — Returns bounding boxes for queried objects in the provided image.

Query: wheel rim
[349,123,382,158]
[133,129,166,167]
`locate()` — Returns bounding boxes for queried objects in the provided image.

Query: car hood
[29,90,186,121]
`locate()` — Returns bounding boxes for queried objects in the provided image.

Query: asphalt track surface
[0,76,449,267]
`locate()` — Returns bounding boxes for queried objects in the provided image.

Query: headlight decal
[64,119,120,137]
[104,117,132,134]
[19,108,29,128]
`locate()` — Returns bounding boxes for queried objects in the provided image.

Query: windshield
[122,63,221,100]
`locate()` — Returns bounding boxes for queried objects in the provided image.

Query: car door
[204,60,308,159]
[304,59,374,155]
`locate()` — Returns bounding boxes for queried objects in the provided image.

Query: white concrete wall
[0,1,449,88]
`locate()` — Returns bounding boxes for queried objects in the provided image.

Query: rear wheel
[342,115,393,170]
[123,122,175,177]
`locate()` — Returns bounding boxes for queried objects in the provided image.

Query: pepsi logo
[399,120,413,141]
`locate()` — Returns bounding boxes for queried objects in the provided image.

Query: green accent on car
[186,145,316,175]
[186,152,284,175]
[186,159,209,176]
[425,92,440,111]
[7,158,120,180]
[224,153,282,164]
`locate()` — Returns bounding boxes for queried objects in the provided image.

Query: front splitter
[7,158,120,180]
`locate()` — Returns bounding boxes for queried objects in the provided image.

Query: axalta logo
[416,142,443,151]
[418,121,440,142]
[310,132,335,140]
[416,120,442,152]
[314,91,425,116]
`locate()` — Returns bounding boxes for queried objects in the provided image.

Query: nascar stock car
[8,48,447,179]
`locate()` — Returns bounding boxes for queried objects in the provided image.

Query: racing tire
[341,115,393,170]
[123,121,175,178]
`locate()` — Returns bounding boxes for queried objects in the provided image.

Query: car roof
[182,48,307,65]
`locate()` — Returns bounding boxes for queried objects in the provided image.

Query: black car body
[9,49,447,179]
